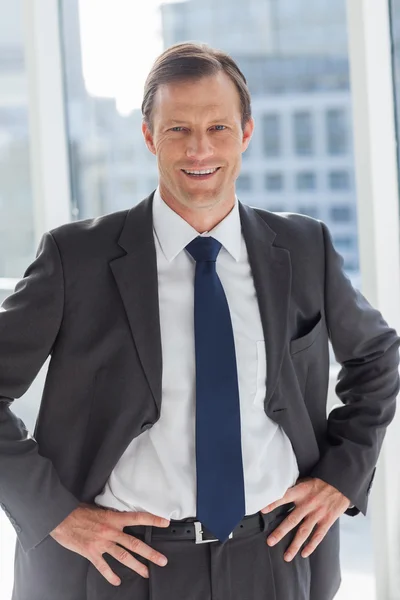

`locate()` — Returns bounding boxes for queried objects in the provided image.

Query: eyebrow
[166,117,231,125]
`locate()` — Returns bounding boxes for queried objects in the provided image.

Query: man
[0,41,399,600]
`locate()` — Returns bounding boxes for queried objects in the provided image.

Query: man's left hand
[262,477,351,562]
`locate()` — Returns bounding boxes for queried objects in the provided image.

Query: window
[0,29,34,278]
[331,205,352,222]
[344,258,359,271]
[326,108,348,155]
[296,172,316,191]
[265,173,284,191]
[333,235,354,250]
[329,170,350,190]
[298,205,319,218]
[236,174,252,192]
[293,112,314,155]
[262,114,281,157]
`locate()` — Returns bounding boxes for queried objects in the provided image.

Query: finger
[123,512,170,528]
[91,556,124,587]
[281,519,316,562]
[107,543,152,578]
[261,487,299,514]
[300,523,331,558]
[119,534,168,567]
[266,509,306,546]
[261,495,292,514]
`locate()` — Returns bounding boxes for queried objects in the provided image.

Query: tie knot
[185,236,222,262]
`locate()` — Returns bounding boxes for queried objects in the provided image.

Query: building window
[265,172,284,191]
[326,108,348,155]
[236,174,252,191]
[293,112,314,155]
[333,235,354,250]
[298,205,319,218]
[329,170,350,190]
[296,172,316,191]
[344,258,359,271]
[331,205,352,222]
[262,114,281,157]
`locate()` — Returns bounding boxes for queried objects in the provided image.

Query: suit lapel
[109,193,163,416]
[109,193,292,414]
[239,203,291,406]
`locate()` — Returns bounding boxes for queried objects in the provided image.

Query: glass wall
[0,2,36,598]
[0,0,35,282]
[60,0,361,287]
[389,0,400,180]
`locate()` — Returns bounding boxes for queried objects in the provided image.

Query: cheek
[155,139,181,164]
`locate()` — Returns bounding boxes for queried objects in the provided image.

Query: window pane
[331,205,352,222]
[333,234,355,250]
[326,108,348,155]
[236,174,252,191]
[296,171,316,190]
[265,172,284,191]
[0,2,35,278]
[262,114,281,157]
[293,111,314,155]
[329,170,350,190]
[298,205,319,218]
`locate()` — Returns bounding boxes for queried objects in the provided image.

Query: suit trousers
[85,503,312,600]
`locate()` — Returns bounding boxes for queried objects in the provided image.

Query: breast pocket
[290,313,322,356]
[253,340,267,408]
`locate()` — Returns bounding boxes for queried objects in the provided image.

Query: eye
[212,125,226,131]
[170,126,185,132]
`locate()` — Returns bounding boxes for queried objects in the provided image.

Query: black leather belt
[123,503,294,544]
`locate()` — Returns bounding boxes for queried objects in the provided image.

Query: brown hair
[141,42,252,133]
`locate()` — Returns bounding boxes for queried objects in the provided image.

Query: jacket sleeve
[309,220,400,516]
[0,232,80,553]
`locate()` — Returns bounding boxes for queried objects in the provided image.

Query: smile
[181,167,221,179]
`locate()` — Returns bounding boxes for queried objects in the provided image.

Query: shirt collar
[152,186,241,263]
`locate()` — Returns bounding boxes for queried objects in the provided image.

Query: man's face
[142,71,254,213]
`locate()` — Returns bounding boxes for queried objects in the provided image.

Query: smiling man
[142,69,253,233]
[1,42,400,600]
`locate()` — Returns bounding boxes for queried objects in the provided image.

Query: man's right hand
[49,502,170,586]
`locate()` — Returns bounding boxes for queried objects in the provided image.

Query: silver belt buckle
[194,521,233,544]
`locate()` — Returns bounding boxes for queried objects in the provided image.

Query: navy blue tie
[185,235,245,543]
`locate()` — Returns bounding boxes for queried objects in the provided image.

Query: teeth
[183,168,218,175]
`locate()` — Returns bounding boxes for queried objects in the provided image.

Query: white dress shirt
[95,187,299,518]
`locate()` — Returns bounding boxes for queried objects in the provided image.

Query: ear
[142,121,157,156]
[242,117,255,153]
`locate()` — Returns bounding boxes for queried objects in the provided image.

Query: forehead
[152,71,241,121]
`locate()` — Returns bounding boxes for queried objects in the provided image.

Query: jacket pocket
[290,313,322,356]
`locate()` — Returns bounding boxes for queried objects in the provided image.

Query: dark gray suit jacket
[1,191,399,600]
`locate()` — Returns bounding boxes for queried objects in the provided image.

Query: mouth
[180,167,221,181]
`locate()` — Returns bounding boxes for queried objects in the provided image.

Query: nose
[185,132,214,162]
